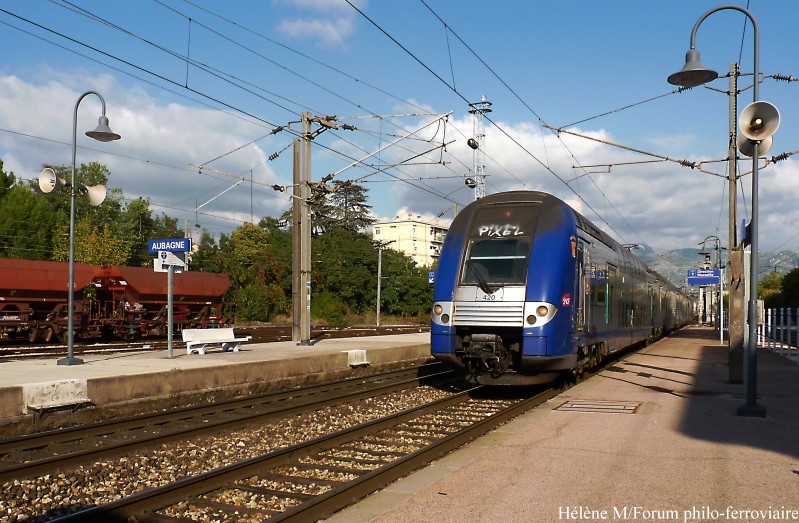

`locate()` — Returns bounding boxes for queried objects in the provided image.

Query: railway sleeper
[231,484,317,502]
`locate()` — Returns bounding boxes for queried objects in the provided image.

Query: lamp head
[464,177,477,188]
[667,49,718,87]
[86,115,121,142]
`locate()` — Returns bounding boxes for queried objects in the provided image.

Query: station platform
[329,327,799,523]
[0,332,431,432]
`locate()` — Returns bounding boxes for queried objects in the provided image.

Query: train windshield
[461,237,531,287]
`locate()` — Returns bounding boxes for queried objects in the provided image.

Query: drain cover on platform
[555,399,641,414]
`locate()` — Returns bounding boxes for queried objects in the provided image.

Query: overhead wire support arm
[543,124,703,171]
[194,179,243,211]
[324,112,453,182]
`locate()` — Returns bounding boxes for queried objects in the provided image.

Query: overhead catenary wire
[347,0,650,247]
[7,2,799,258]
[1,6,469,222]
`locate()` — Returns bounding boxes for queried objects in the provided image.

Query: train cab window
[460,237,531,286]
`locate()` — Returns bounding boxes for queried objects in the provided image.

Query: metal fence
[758,307,799,365]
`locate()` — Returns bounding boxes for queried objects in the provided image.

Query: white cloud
[367,111,796,255]
[277,16,355,47]
[0,72,290,235]
[275,0,365,48]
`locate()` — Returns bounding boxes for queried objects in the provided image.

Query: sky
[1,0,799,260]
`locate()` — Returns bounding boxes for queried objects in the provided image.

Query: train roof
[459,191,689,296]
[461,190,616,246]
[105,265,230,299]
[0,258,97,293]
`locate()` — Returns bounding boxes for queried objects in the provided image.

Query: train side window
[596,283,606,305]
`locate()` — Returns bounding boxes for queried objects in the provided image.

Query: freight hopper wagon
[0,258,101,342]
[95,265,230,340]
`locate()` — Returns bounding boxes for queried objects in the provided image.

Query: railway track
[0,363,450,485]
[41,384,559,523]
[0,356,562,522]
[0,324,429,359]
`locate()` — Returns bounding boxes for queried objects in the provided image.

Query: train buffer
[182,328,252,355]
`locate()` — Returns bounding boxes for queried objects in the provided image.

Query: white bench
[182,328,251,355]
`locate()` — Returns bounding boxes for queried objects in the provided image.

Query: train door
[606,264,618,351]
[575,242,588,332]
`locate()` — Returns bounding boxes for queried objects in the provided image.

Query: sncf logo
[477,224,524,237]
[562,294,571,307]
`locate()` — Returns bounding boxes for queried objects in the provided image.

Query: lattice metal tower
[468,95,492,200]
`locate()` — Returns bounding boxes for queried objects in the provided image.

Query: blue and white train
[431,191,692,385]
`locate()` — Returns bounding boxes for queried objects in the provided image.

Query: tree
[35,162,134,265]
[189,229,223,273]
[759,271,783,307]
[41,162,121,228]
[218,222,290,322]
[378,248,433,318]
[282,180,375,236]
[0,184,54,260]
[115,198,159,267]
[0,160,15,191]
[325,181,374,232]
[313,228,376,315]
[51,217,128,266]
[779,268,799,307]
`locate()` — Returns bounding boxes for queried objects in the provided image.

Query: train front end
[431,192,578,385]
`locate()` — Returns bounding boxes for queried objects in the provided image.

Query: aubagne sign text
[148,238,192,253]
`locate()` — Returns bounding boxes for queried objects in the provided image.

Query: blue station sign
[687,268,720,286]
[148,237,192,253]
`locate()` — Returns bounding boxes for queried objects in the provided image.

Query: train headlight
[524,302,556,327]
[432,302,453,326]
[536,305,549,316]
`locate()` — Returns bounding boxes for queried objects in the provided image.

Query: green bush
[312,291,346,326]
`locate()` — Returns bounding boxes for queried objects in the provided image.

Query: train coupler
[462,334,509,372]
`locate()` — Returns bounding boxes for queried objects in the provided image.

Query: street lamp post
[375,240,396,327]
[668,5,772,417]
[59,91,121,366]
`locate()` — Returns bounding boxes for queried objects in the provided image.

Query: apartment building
[372,217,448,267]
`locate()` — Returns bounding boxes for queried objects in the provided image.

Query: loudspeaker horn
[38,168,66,194]
[737,134,772,157]
[83,184,107,206]
[739,101,780,140]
